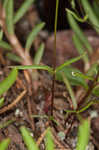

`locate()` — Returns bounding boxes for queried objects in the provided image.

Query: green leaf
[76,119,90,150]
[86,63,99,76]
[92,85,99,96]
[56,66,88,90]
[0,41,12,50]
[5,0,14,34]
[25,22,45,52]
[45,128,54,150]
[66,8,88,23]
[11,65,54,74]
[14,0,35,24]
[80,0,99,33]
[34,43,44,65]
[0,30,3,41]
[72,34,89,64]
[0,97,4,108]
[20,126,39,150]
[55,52,86,73]
[0,138,10,150]
[67,11,92,54]
[6,53,21,63]
[0,68,18,96]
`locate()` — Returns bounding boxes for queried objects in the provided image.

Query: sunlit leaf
[76,119,90,150]
[0,68,18,96]
[45,128,54,150]
[0,97,4,108]
[0,138,10,150]
[25,22,45,52]
[20,126,39,150]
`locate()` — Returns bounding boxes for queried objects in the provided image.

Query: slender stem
[51,0,59,116]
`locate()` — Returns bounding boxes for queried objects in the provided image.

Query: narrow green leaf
[45,128,54,150]
[92,85,99,96]
[76,119,90,150]
[14,0,35,24]
[55,52,86,73]
[56,66,88,90]
[86,63,99,76]
[80,0,99,33]
[72,34,89,64]
[66,8,88,23]
[0,97,4,108]
[25,22,45,52]
[34,43,44,65]
[20,126,39,150]
[5,0,14,34]
[6,53,21,63]
[0,30,3,41]
[0,138,10,150]
[72,72,93,81]
[92,0,99,18]
[67,11,92,53]
[0,68,18,96]
[0,41,12,50]
[62,72,77,110]
[10,65,54,74]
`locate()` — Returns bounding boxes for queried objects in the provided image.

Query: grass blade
[80,0,99,33]
[34,43,44,65]
[14,0,35,24]
[67,11,92,54]
[55,52,86,73]
[0,138,10,150]
[6,53,21,63]
[62,72,77,110]
[76,119,90,150]
[0,41,12,50]
[45,128,54,150]
[72,34,89,65]
[25,22,45,52]
[0,68,18,96]
[11,65,54,74]
[5,0,14,34]
[0,97,4,108]
[20,126,39,150]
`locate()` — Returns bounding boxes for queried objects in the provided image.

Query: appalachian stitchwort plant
[0,0,99,150]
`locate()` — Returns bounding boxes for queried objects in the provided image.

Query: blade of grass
[66,8,88,23]
[6,52,21,63]
[10,65,54,74]
[0,30,3,41]
[0,138,10,150]
[5,0,14,34]
[72,34,89,65]
[55,52,86,73]
[0,41,12,50]
[67,11,92,54]
[76,119,90,150]
[34,43,44,65]
[80,0,99,33]
[20,126,39,150]
[13,0,35,24]
[45,128,54,150]
[25,22,45,52]
[62,72,77,110]
[0,97,4,108]
[0,68,18,96]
